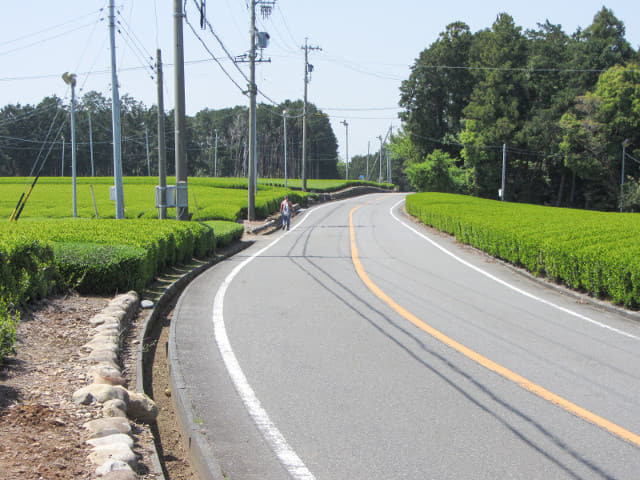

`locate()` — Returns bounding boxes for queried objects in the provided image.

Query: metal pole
[302,39,309,192]
[109,0,124,219]
[387,149,390,184]
[88,112,95,176]
[367,140,370,180]
[145,126,150,176]
[501,143,507,201]
[247,1,257,219]
[214,128,218,177]
[283,110,288,189]
[174,0,188,220]
[61,136,65,176]
[70,81,77,218]
[378,135,383,184]
[621,140,629,212]
[156,50,167,220]
[341,120,349,180]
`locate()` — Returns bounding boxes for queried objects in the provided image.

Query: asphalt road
[172,193,640,480]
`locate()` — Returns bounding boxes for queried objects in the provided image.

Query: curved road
[172,193,640,479]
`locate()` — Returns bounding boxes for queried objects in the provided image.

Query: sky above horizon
[1,1,638,160]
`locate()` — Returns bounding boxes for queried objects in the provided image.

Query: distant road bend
[172,193,640,480]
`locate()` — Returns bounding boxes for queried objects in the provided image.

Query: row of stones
[71,291,159,480]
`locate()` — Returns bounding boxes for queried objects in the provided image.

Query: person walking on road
[280,195,293,230]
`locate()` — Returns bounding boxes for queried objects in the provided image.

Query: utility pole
[377,135,383,184]
[301,38,321,192]
[283,110,288,189]
[61,136,65,176]
[156,48,167,220]
[109,0,124,219]
[341,120,349,181]
[244,1,275,219]
[501,143,507,201]
[386,125,392,184]
[247,2,258,220]
[367,141,370,180]
[621,139,631,212]
[145,126,150,176]
[88,112,95,176]
[62,72,78,217]
[214,128,218,177]
[174,0,188,220]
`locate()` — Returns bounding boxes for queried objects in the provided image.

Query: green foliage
[0,299,19,362]
[0,236,57,306]
[399,8,638,208]
[54,243,149,293]
[406,192,640,307]
[1,219,216,297]
[204,221,244,247]
[405,150,466,193]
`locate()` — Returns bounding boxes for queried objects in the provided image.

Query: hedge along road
[171,193,640,480]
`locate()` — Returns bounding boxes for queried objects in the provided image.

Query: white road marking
[389,198,640,341]
[211,204,330,480]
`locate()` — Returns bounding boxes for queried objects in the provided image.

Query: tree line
[396,7,640,211]
[0,93,339,181]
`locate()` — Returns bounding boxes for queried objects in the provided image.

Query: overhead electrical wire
[0,22,99,57]
[183,14,247,95]
[0,8,105,48]
[415,64,608,73]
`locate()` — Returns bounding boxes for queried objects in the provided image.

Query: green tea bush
[406,193,640,308]
[0,299,19,361]
[54,243,149,293]
[0,237,57,306]
[1,219,217,298]
[206,221,244,247]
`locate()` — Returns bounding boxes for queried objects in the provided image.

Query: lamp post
[62,72,77,218]
[341,120,349,181]
[621,139,631,212]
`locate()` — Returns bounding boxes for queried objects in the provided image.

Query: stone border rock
[72,291,160,480]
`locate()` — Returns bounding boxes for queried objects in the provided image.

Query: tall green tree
[559,63,640,210]
[399,22,474,157]
[461,13,529,198]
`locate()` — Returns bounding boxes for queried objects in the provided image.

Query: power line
[0,8,105,48]
[0,22,99,57]
[183,14,247,95]
[415,64,608,73]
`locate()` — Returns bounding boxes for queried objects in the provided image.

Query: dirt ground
[0,291,195,480]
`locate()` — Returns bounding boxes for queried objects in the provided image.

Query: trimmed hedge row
[406,193,640,307]
[0,236,57,306]
[1,219,218,299]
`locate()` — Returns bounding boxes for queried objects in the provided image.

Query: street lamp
[621,139,631,212]
[341,120,349,181]
[62,72,77,218]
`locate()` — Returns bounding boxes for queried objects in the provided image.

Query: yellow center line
[349,202,640,448]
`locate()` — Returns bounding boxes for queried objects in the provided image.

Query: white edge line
[389,198,640,341]
[211,205,326,480]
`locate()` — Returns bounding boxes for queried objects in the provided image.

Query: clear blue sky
[1,1,638,160]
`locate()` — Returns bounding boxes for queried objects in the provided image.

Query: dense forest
[396,7,640,211]
[0,94,339,181]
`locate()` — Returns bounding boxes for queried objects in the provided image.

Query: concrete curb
[136,241,250,480]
